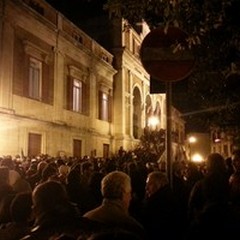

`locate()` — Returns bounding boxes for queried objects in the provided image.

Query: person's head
[0,166,9,185]
[81,161,94,175]
[0,157,14,170]
[32,180,69,219]
[101,171,132,209]
[41,164,58,181]
[37,161,48,172]
[59,165,70,176]
[232,149,240,172]
[206,153,226,174]
[145,171,169,198]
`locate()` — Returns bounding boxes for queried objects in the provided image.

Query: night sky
[45,0,107,24]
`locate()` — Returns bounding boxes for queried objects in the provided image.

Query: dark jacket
[138,185,184,240]
[20,203,106,240]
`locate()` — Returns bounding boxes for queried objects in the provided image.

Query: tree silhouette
[133,127,165,163]
[104,0,240,132]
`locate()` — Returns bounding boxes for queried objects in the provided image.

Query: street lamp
[148,116,160,130]
[192,153,204,163]
[189,136,197,144]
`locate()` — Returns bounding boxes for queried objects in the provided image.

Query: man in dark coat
[21,180,105,240]
[138,171,184,240]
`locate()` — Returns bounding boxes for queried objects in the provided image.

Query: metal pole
[166,81,173,188]
[189,143,191,161]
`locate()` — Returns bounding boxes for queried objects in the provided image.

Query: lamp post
[166,82,172,188]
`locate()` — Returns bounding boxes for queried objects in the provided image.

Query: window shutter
[98,90,103,119]
[82,82,86,114]
[13,38,25,96]
[67,76,73,110]
[42,62,54,104]
[82,82,89,115]
[108,95,112,122]
[13,38,30,97]
[23,54,30,97]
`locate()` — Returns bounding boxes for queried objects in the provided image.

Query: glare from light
[192,153,203,163]
[148,116,160,128]
[189,136,197,143]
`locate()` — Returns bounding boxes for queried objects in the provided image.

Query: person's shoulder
[78,216,112,236]
[229,172,240,183]
[19,227,43,240]
[83,205,101,217]
[20,217,107,240]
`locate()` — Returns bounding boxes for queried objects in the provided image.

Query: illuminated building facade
[0,0,185,158]
[211,126,240,158]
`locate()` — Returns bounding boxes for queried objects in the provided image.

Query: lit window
[67,74,88,114]
[29,57,42,100]
[99,91,110,121]
[102,93,109,121]
[73,79,83,112]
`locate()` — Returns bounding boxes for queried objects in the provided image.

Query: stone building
[211,126,240,158]
[0,0,185,158]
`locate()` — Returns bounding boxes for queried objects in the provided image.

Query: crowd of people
[0,149,240,240]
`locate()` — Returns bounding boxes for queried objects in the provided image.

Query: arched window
[133,87,142,139]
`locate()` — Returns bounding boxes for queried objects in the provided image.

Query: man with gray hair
[137,171,184,240]
[83,170,146,239]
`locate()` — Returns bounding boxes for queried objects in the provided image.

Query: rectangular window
[73,79,83,112]
[102,93,109,120]
[13,39,53,104]
[29,57,42,100]
[67,75,88,115]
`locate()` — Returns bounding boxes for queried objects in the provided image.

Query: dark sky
[45,0,107,23]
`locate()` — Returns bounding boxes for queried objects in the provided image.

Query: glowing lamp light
[192,153,203,163]
[148,116,160,128]
[189,136,197,143]
[214,138,221,143]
